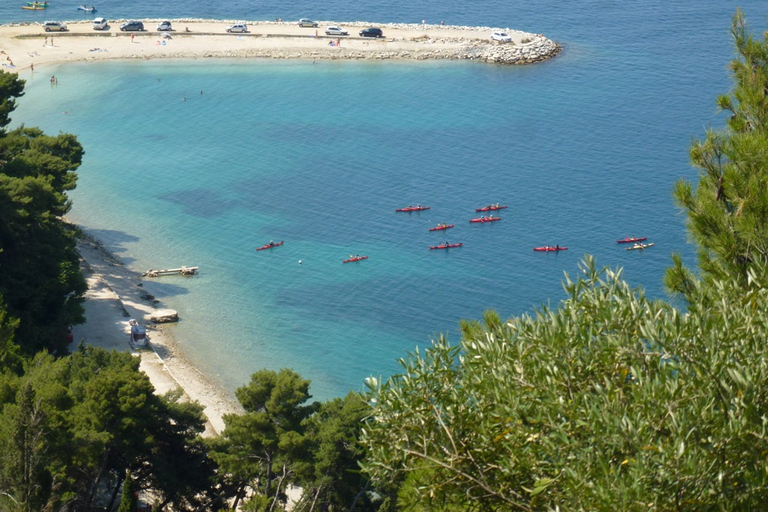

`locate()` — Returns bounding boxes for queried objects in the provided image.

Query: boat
[78,5,97,12]
[475,204,508,212]
[396,205,430,212]
[429,242,463,250]
[469,216,501,223]
[616,236,648,244]
[256,241,284,251]
[129,319,148,348]
[626,242,655,251]
[428,223,454,232]
[343,255,368,263]
[533,245,567,252]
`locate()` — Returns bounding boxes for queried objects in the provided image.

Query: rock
[150,309,179,323]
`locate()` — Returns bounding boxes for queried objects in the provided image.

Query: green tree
[210,369,319,511]
[293,392,377,512]
[0,381,52,512]
[0,71,86,355]
[361,259,768,510]
[666,9,768,297]
[117,470,138,512]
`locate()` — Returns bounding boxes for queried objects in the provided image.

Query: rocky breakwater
[477,35,561,64]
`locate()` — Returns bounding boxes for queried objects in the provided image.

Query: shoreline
[1,19,561,71]
[73,228,243,436]
[24,18,559,437]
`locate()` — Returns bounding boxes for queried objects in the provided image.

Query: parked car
[156,21,172,31]
[92,17,108,30]
[325,26,349,36]
[42,21,67,32]
[226,23,248,33]
[120,20,144,31]
[359,27,384,38]
[491,31,513,43]
[298,18,318,27]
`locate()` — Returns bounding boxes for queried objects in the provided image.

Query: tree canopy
[0,71,86,357]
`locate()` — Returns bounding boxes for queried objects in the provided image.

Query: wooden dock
[142,266,199,277]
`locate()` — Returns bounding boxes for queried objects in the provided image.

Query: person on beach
[131,33,135,43]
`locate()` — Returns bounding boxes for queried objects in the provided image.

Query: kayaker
[269,240,274,246]
[555,244,559,251]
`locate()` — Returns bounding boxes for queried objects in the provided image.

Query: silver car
[298,18,318,27]
[42,21,67,32]
[325,26,349,36]
[226,23,248,33]
[491,31,513,43]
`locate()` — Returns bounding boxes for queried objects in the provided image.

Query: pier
[142,266,199,277]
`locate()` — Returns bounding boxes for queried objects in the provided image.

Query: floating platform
[142,266,199,277]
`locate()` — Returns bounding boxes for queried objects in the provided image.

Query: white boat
[129,319,148,348]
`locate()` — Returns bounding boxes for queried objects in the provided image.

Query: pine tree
[666,9,768,297]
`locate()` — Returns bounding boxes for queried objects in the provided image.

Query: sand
[73,232,243,436]
[0,19,552,72]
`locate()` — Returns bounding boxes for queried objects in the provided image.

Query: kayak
[626,242,655,251]
[469,216,501,223]
[396,206,430,212]
[430,243,463,250]
[429,224,454,231]
[475,205,508,212]
[256,241,284,251]
[78,5,96,11]
[22,5,46,8]
[343,255,368,263]
[616,236,648,244]
[533,246,567,252]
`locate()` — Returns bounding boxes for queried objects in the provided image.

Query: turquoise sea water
[7,1,766,399]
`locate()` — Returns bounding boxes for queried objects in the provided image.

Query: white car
[157,21,172,31]
[92,17,108,30]
[325,26,349,36]
[491,31,513,43]
[226,23,248,33]
[42,21,67,32]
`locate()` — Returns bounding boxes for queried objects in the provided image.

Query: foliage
[293,391,377,512]
[361,258,768,510]
[666,9,768,297]
[118,470,138,512]
[0,71,85,355]
[0,346,214,511]
[209,369,319,511]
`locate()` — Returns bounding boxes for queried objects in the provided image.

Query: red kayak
[470,216,501,223]
[533,246,567,252]
[475,204,508,212]
[616,236,648,244]
[429,223,455,232]
[256,241,284,251]
[430,243,463,250]
[343,255,369,263]
[396,205,430,212]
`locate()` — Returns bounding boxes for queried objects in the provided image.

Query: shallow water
[9,0,765,399]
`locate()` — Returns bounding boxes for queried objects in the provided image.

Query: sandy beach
[72,231,243,436]
[1,19,559,72]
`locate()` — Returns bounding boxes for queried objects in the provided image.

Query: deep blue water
[7,1,766,400]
